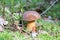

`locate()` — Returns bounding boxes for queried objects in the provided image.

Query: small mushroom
[23,11,41,32]
[0,16,8,32]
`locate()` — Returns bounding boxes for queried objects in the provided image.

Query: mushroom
[23,11,41,32]
[0,16,8,31]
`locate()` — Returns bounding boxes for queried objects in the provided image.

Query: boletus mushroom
[23,11,40,32]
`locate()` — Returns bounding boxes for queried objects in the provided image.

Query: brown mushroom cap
[23,11,40,21]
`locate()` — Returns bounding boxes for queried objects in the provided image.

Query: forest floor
[0,19,60,40]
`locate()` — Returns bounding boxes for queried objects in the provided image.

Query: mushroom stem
[27,21,36,32]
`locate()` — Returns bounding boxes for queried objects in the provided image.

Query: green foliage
[47,3,60,19]
[37,34,53,40]
[0,31,13,40]
[0,30,59,40]
[0,7,2,15]
[37,19,60,34]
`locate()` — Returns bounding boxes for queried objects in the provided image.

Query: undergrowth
[0,19,60,40]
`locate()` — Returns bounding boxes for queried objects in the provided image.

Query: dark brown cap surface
[23,11,40,21]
